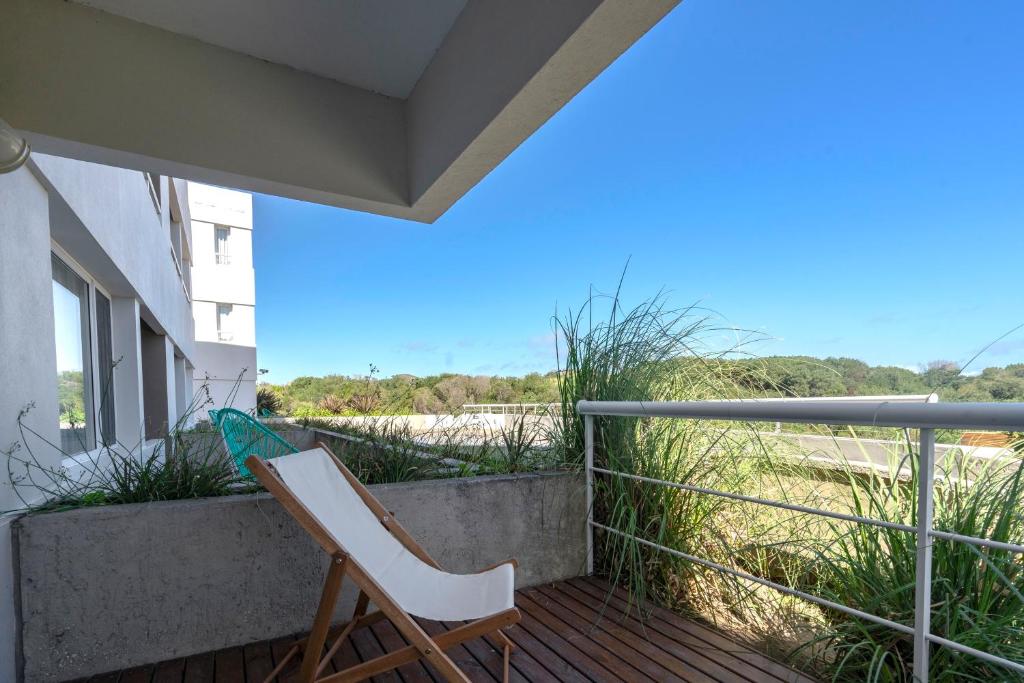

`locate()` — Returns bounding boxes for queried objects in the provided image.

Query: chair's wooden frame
[247,443,520,683]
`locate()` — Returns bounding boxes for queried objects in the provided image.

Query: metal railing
[461,403,558,416]
[577,398,1024,681]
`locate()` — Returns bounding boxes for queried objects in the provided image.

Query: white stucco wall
[188,183,253,229]
[0,166,59,683]
[0,167,60,512]
[1,158,201,681]
[192,342,258,415]
[192,301,256,347]
[188,183,257,414]
[31,154,196,361]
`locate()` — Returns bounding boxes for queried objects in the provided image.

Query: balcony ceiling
[2,0,680,222]
[71,0,468,98]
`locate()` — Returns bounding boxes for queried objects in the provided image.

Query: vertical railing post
[913,427,936,681]
[584,413,594,576]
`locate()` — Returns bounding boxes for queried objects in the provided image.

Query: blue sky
[254,1,1024,384]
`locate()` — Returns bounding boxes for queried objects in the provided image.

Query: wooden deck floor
[79,578,815,683]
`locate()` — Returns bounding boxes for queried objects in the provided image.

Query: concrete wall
[193,342,258,414]
[13,471,586,681]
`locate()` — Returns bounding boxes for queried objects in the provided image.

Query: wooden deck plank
[517,591,657,682]
[243,641,275,683]
[500,622,591,683]
[267,637,300,683]
[416,617,498,682]
[212,648,245,683]
[435,621,530,683]
[576,577,816,683]
[548,580,770,682]
[456,622,570,683]
[74,578,819,683]
[151,658,185,683]
[512,608,622,683]
[117,667,153,683]
[349,623,404,683]
[369,620,437,683]
[330,631,364,678]
[522,586,699,683]
[182,651,215,683]
[88,673,122,683]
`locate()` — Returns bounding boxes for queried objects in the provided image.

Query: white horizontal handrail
[576,399,1024,431]
[927,633,1024,676]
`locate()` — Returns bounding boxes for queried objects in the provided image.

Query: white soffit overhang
[1,0,680,222]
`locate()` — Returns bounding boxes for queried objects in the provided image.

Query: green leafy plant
[256,386,283,416]
[5,376,252,512]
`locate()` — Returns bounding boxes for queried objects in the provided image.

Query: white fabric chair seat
[270,449,515,622]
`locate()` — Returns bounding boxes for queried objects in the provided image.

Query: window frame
[216,302,234,342]
[214,225,231,265]
[51,242,116,454]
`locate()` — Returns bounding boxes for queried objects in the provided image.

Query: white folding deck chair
[247,444,520,683]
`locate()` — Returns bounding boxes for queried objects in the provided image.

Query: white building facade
[187,182,258,414]
[0,156,206,672]
[1,156,200,509]
[0,162,258,678]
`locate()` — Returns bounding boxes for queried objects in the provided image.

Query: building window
[95,291,116,446]
[144,172,161,213]
[214,226,231,265]
[52,254,95,454]
[217,303,233,342]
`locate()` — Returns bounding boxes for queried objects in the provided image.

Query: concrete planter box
[13,471,585,682]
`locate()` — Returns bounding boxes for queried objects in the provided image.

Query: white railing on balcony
[577,398,1024,681]
[461,403,559,416]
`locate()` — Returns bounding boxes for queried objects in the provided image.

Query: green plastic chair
[209,408,298,478]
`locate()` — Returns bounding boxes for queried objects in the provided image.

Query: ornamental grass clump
[5,379,248,512]
[551,272,774,614]
[795,439,1024,682]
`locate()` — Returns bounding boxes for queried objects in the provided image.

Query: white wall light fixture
[0,118,31,174]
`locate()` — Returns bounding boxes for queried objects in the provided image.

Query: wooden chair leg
[323,609,518,683]
[315,591,373,677]
[503,643,511,682]
[485,630,516,653]
[300,554,348,683]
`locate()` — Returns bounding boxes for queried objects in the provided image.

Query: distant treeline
[735,357,1024,402]
[260,370,560,416]
[259,357,1024,416]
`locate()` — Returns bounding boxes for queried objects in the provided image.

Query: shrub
[6,380,251,511]
[317,394,347,415]
[256,386,283,415]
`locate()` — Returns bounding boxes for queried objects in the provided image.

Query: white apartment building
[0,155,199,669]
[187,183,258,414]
[1,155,199,511]
[0,160,258,674]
